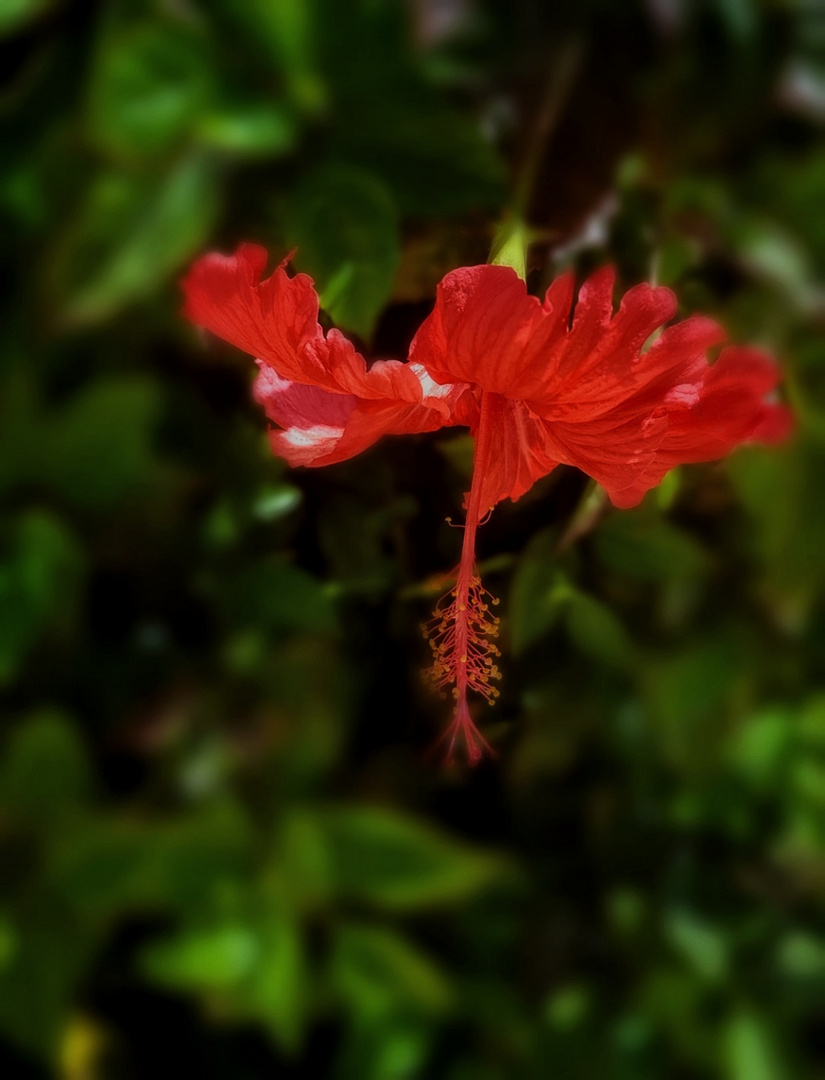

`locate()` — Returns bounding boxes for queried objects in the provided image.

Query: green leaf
[729,442,825,598]
[724,1010,787,1080]
[332,923,454,1018]
[0,514,84,684]
[509,532,572,656]
[45,376,160,509]
[241,908,307,1050]
[274,809,332,911]
[726,710,792,791]
[664,909,729,983]
[322,807,506,910]
[87,21,211,159]
[54,151,219,326]
[252,484,303,522]
[231,559,338,635]
[285,164,400,340]
[594,512,710,583]
[53,801,253,915]
[0,0,53,37]
[223,0,326,113]
[643,634,746,767]
[0,917,15,974]
[656,234,700,286]
[544,985,591,1030]
[331,94,505,217]
[0,900,93,1059]
[565,591,635,672]
[0,710,90,821]
[334,1018,431,1080]
[141,925,259,990]
[196,102,297,157]
[776,932,825,979]
[51,822,153,913]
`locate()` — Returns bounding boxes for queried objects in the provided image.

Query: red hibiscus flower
[182,245,792,763]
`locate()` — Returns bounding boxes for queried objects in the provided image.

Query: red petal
[182,245,424,403]
[542,346,793,507]
[409,265,572,397]
[471,395,560,509]
[409,264,680,408]
[652,347,794,467]
[414,265,791,508]
[253,361,468,468]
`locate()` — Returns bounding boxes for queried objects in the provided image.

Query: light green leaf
[726,710,791,791]
[0,0,53,36]
[242,908,306,1051]
[54,152,219,326]
[724,1010,787,1080]
[252,484,302,521]
[197,102,297,157]
[141,925,259,990]
[664,909,729,983]
[225,0,325,113]
[87,21,211,159]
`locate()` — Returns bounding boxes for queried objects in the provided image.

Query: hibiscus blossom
[182,244,792,762]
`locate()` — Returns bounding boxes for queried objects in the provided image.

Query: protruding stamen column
[423,391,501,762]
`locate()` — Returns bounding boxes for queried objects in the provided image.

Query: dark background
[1,0,824,1077]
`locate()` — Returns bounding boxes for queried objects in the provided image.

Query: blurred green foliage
[1,0,825,1077]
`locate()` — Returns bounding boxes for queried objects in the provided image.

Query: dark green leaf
[45,376,160,509]
[322,807,507,910]
[285,164,399,340]
[332,923,454,1018]
[0,515,84,684]
[0,710,90,820]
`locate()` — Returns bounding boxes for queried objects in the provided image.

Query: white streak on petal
[409,362,456,398]
[282,424,345,448]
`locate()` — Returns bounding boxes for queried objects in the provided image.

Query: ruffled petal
[253,361,469,468]
[253,362,356,466]
[651,346,794,466]
[183,244,425,403]
[543,346,793,508]
[408,264,680,406]
[413,266,791,510]
[408,265,572,396]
